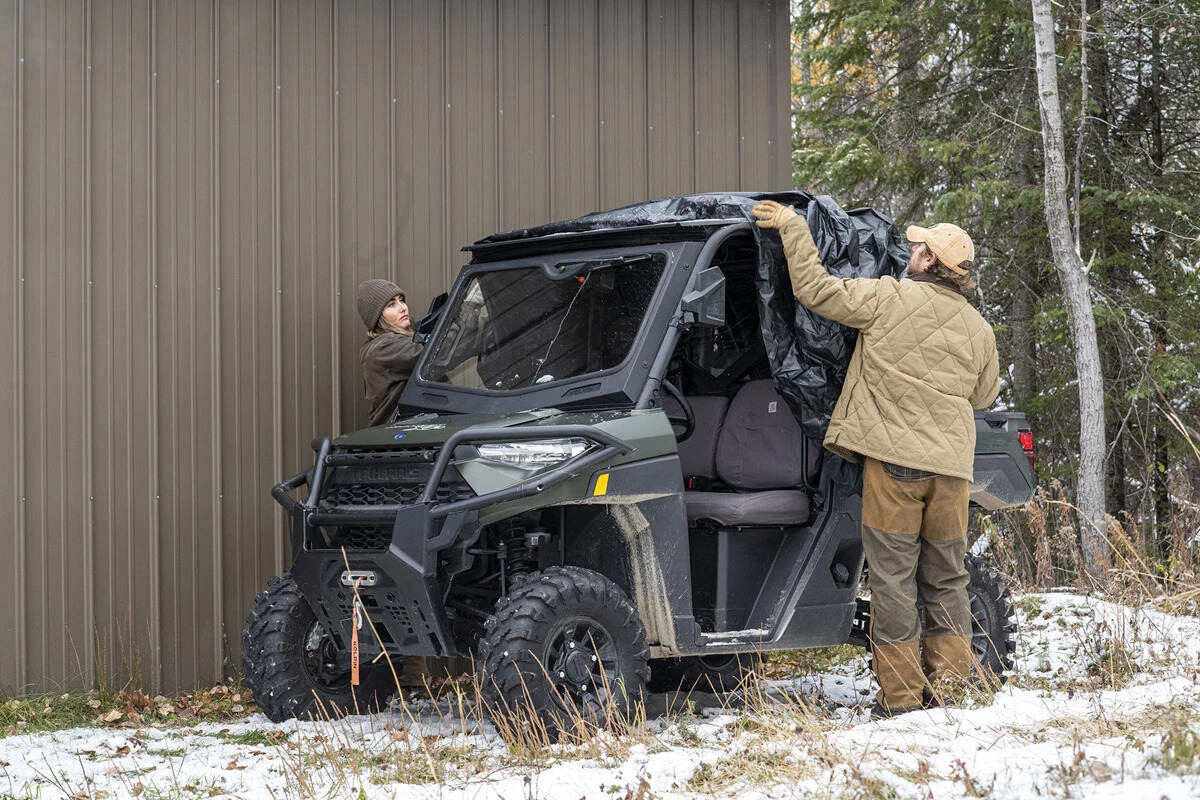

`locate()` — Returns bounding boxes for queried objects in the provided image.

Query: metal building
[0,0,790,693]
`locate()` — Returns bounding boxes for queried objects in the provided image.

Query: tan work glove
[751,200,800,229]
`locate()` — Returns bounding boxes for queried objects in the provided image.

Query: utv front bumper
[270,426,632,659]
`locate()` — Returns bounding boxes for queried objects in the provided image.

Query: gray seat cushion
[686,489,811,526]
[715,380,807,490]
[683,380,817,527]
[663,395,729,480]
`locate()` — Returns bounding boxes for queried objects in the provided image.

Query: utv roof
[463,192,808,263]
[463,218,742,262]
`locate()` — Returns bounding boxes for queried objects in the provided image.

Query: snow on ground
[4,593,1200,799]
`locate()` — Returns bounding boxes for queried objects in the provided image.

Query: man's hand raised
[751,200,800,229]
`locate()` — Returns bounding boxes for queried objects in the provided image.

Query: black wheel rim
[969,592,993,664]
[545,616,620,709]
[302,620,350,690]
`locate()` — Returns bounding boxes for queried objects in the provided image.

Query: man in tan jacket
[752,200,1000,717]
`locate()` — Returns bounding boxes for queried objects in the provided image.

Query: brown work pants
[861,457,973,710]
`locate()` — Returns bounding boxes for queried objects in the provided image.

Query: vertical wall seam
[330,0,340,435]
[642,0,649,199]
[593,0,600,210]
[210,0,224,679]
[596,4,604,209]
[39,0,48,682]
[775,0,786,187]
[440,0,450,284]
[735,0,743,187]
[124,0,135,685]
[13,0,27,690]
[546,4,554,213]
[271,0,284,572]
[493,0,500,229]
[148,0,162,692]
[766,0,774,186]
[82,0,96,690]
[387,0,395,280]
[690,0,697,193]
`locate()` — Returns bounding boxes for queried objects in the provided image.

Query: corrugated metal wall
[0,0,790,694]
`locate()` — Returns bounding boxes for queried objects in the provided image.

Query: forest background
[790,0,1200,586]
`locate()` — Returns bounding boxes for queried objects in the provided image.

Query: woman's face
[381,295,413,334]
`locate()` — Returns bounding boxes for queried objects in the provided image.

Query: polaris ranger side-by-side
[241,194,1036,730]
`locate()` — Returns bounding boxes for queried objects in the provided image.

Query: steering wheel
[660,379,695,443]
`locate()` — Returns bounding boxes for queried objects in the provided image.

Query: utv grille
[319,481,474,510]
[322,483,424,507]
[319,526,393,551]
[308,449,474,551]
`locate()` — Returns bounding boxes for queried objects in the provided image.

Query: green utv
[242,193,1036,730]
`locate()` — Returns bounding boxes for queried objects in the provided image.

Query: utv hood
[476,192,909,439]
[334,409,562,448]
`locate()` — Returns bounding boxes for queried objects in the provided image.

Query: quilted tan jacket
[779,216,1000,481]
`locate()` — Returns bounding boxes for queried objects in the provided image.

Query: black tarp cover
[474,192,909,440]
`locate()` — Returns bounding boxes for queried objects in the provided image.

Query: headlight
[476,438,590,468]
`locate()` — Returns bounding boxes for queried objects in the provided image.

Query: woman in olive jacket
[357,279,423,426]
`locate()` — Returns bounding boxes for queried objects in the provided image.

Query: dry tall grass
[982,475,1200,613]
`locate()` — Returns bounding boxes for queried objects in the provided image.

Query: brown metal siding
[2,0,790,694]
[1,0,22,689]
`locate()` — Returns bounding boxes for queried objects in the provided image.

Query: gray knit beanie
[356,279,403,330]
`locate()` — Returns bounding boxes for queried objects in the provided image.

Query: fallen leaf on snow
[226,758,247,771]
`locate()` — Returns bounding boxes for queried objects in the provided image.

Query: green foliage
[1160,710,1200,774]
[791,0,1200,544]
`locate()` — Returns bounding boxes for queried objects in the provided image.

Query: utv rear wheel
[647,653,761,694]
[965,554,1017,680]
[241,572,398,722]
[478,566,650,741]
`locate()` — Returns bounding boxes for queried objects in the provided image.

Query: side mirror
[680,267,725,327]
[413,292,449,344]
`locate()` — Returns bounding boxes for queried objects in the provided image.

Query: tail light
[1017,428,1034,470]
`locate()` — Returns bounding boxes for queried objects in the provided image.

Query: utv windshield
[420,254,666,391]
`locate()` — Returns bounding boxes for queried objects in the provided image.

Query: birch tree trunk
[1030,0,1110,585]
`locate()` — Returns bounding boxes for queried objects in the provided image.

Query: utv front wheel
[241,572,398,722]
[478,566,650,741]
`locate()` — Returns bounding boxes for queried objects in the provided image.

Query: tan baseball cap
[906,223,975,275]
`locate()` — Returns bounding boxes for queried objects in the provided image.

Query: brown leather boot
[922,634,976,707]
[872,640,926,713]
